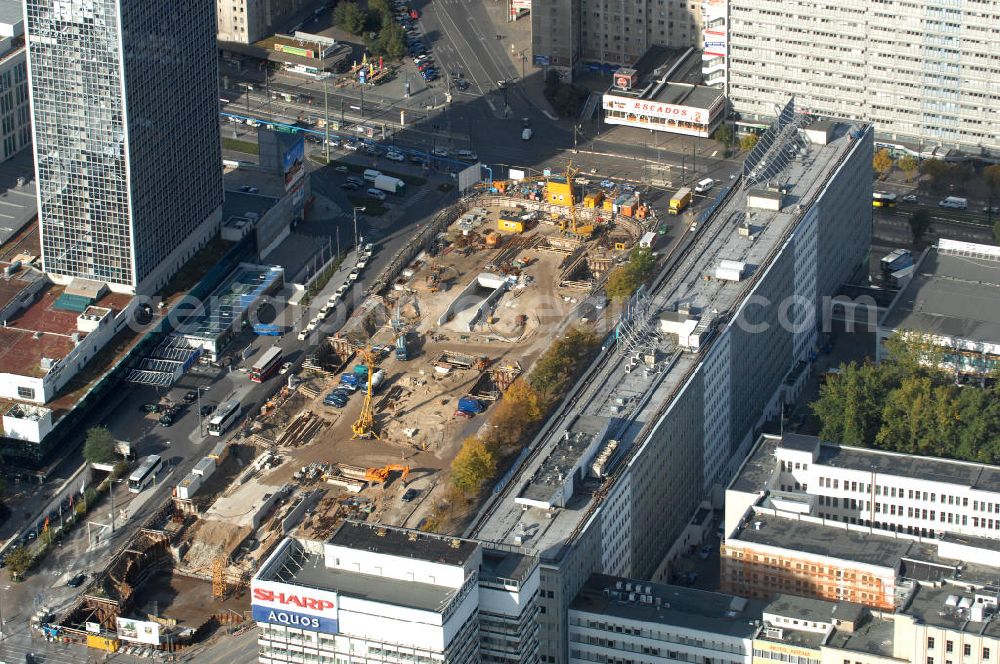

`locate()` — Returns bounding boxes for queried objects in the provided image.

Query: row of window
[927,639,991,658]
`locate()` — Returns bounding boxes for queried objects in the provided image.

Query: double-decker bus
[208,399,242,436]
[128,455,163,493]
[250,346,283,382]
[872,192,897,208]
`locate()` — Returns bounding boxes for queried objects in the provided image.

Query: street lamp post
[352,206,366,250]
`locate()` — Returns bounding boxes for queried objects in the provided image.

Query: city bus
[250,346,283,383]
[208,399,242,436]
[128,455,163,493]
[872,192,897,208]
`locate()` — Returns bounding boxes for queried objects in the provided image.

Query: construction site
[51,171,657,654]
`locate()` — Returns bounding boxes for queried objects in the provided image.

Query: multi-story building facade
[568,574,764,664]
[722,0,1000,155]
[25,0,224,294]
[472,109,873,664]
[217,0,310,45]
[252,523,539,664]
[531,0,703,78]
[0,0,30,163]
[726,434,1000,543]
[878,239,1000,378]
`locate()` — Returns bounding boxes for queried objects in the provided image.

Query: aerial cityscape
[0,0,998,663]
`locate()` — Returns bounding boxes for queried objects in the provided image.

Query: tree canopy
[873,149,893,177]
[739,134,759,153]
[333,1,365,35]
[451,437,497,495]
[811,337,1000,463]
[83,426,117,465]
[605,246,655,302]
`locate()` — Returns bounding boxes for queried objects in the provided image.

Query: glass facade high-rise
[25,0,223,293]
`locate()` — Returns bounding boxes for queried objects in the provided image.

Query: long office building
[720,0,1000,155]
[252,522,540,664]
[471,103,873,663]
[531,0,703,77]
[25,0,224,294]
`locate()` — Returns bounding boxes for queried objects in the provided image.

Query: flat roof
[259,539,457,613]
[480,547,537,586]
[0,150,37,247]
[733,511,914,569]
[474,117,872,559]
[881,240,1000,345]
[0,0,21,27]
[329,521,479,567]
[765,594,865,626]
[223,189,279,221]
[827,616,897,658]
[0,280,131,378]
[571,573,764,638]
[904,583,1000,639]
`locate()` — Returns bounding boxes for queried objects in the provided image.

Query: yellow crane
[352,346,379,439]
[557,164,594,238]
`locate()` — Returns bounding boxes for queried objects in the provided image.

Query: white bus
[128,455,162,493]
[208,399,242,436]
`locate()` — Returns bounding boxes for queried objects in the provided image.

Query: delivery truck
[668,187,692,215]
[373,174,405,194]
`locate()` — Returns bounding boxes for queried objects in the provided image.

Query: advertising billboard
[602,95,708,124]
[116,618,161,645]
[283,136,305,192]
[252,579,339,634]
[276,44,315,59]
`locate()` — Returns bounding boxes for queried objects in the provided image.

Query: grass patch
[222,137,259,155]
[157,233,234,301]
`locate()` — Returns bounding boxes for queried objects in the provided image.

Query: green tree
[368,0,393,25]
[83,426,117,465]
[897,155,918,181]
[605,265,640,302]
[811,361,895,446]
[529,326,598,398]
[333,1,365,34]
[451,437,496,495]
[714,124,734,152]
[873,149,894,178]
[739,133,759,153]
[919,158,949,191]
[985,164,1000,193]
[908,209,932,246]
[6,545,31,580]
[378,22,407,60]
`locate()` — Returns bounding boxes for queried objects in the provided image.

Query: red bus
[250,346,283,382]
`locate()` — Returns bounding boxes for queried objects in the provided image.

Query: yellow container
[497,218,525,233]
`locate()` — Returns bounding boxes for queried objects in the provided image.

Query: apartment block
[252,523,539,664]
[724,0,1000,155]
[473,108,873,663]
[878,240,1000,377]
[531,0,703,78]
[217,0,311,45]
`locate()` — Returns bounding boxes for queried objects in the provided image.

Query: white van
[521,128,533,141]
[455,150,478,162]
[363,168,382,182]
[694,178,715,194]
[938,196,968,210]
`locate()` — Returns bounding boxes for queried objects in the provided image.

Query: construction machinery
[364,464,410,484]
[556,164,594,239]
[352,346,379,439]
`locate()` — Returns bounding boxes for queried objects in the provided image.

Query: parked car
[158,414,174,427]
[346,175,364,186]
[336,284,349,296]
[454,79,470,91]
[343,141,360,151]
[279,361,293,375]
[348,268,360,281]
[341,181,360,190]
[401,488,418,502]
[200,404,215,417]
[901,194,918,203]
[141,403,161,413]
[334,165,349,174]
[183,390,198,403]
[431,147,449,158]
[386,151,405,162]
[367,188,387,201]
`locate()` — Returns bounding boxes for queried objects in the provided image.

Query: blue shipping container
[254,324,284,336]
[457,397,483,414]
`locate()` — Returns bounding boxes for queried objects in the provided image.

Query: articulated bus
[208,399,242,436]
[128,455,163,493]
[873,192,897,208]
[250,346,283,383]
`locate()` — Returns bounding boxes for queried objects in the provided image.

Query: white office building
[252,522,539,664]
[0,0,30,163]
[719,0,1000,156]
[568,574,763,664]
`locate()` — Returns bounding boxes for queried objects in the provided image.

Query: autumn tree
[897,155,918,181]
[451,437,497,495]
[873,149,894,178]
[488,379,545,451]
[739,133,759,153]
